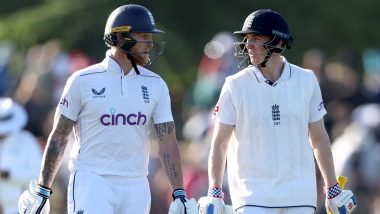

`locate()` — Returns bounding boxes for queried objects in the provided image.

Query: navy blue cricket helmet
[104,4,164,36]
[234,9,293,49]
[104,4,164,50]
[103,4,165,68]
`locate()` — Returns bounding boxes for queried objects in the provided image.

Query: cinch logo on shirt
[100,108,147,126]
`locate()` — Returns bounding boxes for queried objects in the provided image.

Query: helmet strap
[259,54,271,67]
[127,53,140,75]
[116,32,140,75]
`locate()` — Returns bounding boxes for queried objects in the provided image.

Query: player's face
[245,34,271,64]
[130,32,154,65]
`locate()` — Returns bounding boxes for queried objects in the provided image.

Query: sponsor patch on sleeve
[214,105,219,115]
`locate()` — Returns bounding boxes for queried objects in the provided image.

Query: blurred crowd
[1,34,380,213]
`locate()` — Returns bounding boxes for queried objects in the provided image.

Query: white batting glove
[18,180,52,214]
[325,183,357,214]
[168,188,198,214]
[198,187,234,214]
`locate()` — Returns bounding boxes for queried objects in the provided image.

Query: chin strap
[259,53,272,67]
[258,47,285,67]
[127,53,140,75]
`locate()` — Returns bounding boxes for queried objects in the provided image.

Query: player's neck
[259,56,284,82]
[109,48,133,75]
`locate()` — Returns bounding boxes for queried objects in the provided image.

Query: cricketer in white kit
[62,54,173,213]
[199,8,356,214]
[18,4,197,214]
[218,60,324,211]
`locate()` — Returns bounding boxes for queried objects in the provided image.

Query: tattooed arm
[154,121,184,190]
[38,112,75,188]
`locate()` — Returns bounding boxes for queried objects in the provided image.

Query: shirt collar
[252,56,291,84]
[100,50,138,76]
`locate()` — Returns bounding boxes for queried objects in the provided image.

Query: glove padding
[168,198,198,214]
[18,180,51,214]
[198,196,233,214]
[326,190,357,214]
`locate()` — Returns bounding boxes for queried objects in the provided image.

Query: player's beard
[130,53,150,66]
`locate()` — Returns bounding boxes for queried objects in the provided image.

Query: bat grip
[327,176,348,214]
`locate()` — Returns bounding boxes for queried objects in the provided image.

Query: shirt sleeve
[309,73,327,122]
[57,74,82,121]
[152,79,174,124]
[214,79,236,125]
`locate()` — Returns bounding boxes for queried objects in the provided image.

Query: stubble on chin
[132,54,149,66]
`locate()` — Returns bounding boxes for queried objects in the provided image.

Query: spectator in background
[302,48,326,83]
[182,32,238,158]
[332,103,380,214]
[183,32,237,119]
[0,42,17,97]
[181,33,238,203]
[362,48,380,104]
[0,97,42,214]
[14,40,70,138]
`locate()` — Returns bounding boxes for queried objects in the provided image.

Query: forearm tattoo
[154,121,180,186]
[163,153,178,184]
[154,121,174,141]
[41,114,74,186]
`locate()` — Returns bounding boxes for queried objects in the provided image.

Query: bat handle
[327,176,348,214]
[337,176,347,190]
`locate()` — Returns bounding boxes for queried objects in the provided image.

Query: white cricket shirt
[58,53,173,177]
[215,57,326,209]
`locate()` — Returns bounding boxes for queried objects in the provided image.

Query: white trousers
[236,206,315,214]
[67,171,151,214]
